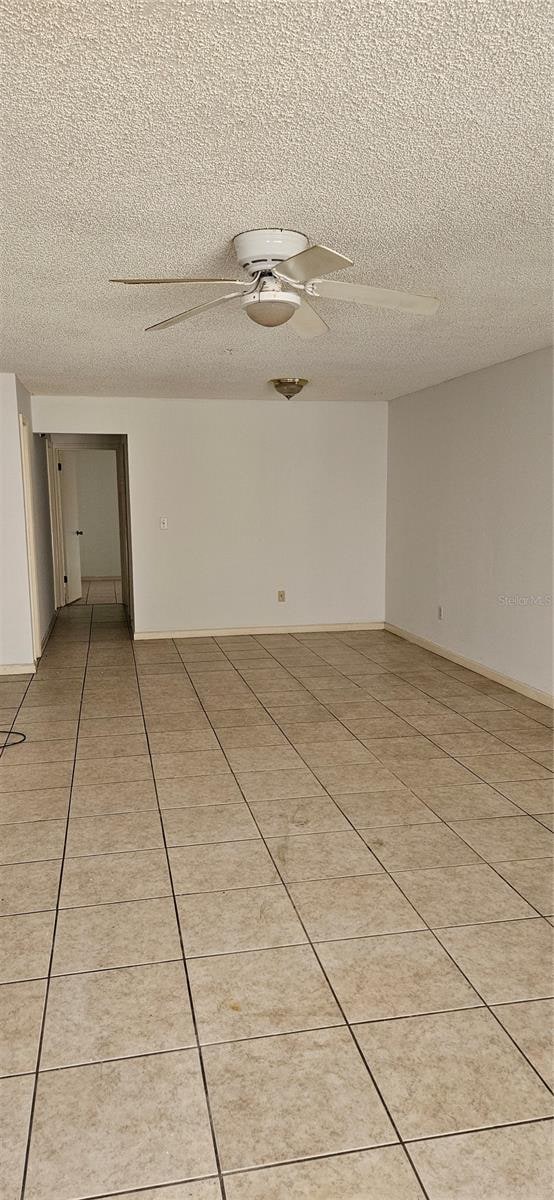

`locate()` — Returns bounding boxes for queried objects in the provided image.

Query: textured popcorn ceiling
[0,0,551,401]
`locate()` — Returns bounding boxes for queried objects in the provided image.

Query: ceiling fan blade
[111,276,245,285]
[274,244,353,284]
[289,297,329,340]
[310,279,439,315]
[145,291,243,331]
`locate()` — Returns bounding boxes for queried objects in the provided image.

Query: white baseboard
[0,663,36,676]
[135,621,385,640]
[385,623,554,708]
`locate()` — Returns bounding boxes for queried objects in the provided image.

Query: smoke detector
[270,378,309,399]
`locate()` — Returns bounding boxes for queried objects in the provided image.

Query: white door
[58,450,82,603]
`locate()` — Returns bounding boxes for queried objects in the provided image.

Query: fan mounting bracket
[233,228,308,277]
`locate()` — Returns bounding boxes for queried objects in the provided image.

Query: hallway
[0,607,552,1199]
[76,578,122,605]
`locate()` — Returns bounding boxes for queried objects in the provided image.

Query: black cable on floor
[0,730,26,748]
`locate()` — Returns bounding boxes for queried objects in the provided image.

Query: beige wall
[31,396,389,635]
[386,348,553,695]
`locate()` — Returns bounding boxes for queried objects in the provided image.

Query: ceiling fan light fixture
[242,288,301,328]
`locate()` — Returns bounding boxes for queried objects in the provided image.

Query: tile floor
[77,578,122,604]
[0,607,553,1199]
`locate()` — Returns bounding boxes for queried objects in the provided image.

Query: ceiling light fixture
[270,377,309,399]
[242,277,301,327]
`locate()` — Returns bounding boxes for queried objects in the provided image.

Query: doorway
[46,434,133,620]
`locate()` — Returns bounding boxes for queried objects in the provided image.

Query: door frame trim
[18,414,42,661]
[46,438,66,608]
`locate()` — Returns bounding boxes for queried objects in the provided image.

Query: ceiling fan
[111,228,439,340]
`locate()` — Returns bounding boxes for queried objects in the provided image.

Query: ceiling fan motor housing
[233,228,308,277]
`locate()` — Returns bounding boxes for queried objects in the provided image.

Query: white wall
[0,375,57,670]
[28,429,56,645]
[32,397,388,634]
[75,449,121,577]
[0,376,34,668]
[15,379,56,652]
[386,348,553,696]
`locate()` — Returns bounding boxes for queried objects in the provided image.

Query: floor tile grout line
[210,634,552,1172]
[173,638,554,835]
[314,667,548,780]
[318,630,550,707]
[0,1017,414,1077]
[188,640,433,1197]
[59,1169,222,1200]
[6,841,553,877]
[129,628,229,1200]
[17,603,93,1200]
[216,707,552,813]
[1,798,553,831]
[267,633,553,921]
[309,644,554,1082]
[334,639,553,761]
[362,872,554,1096]
[243,632,554,1096]
[279,638,554,1089]
[349,640,554,731]
[37,1115,554,1199]
[6,991,554,1082]
[7,837,552,869]
[219,1114,554,1172]
[241,634,539,879]
[4,946,554,988]
[0,781,78,795]
[2,905,550,946]
[391,1112,554,1145]
[1,958,184,986]
[270,629,552,736]
[366,672,554,897]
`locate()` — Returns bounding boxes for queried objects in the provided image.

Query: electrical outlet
[277,590,286,603]
[438,604,445,620]
[160,517,168,530]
